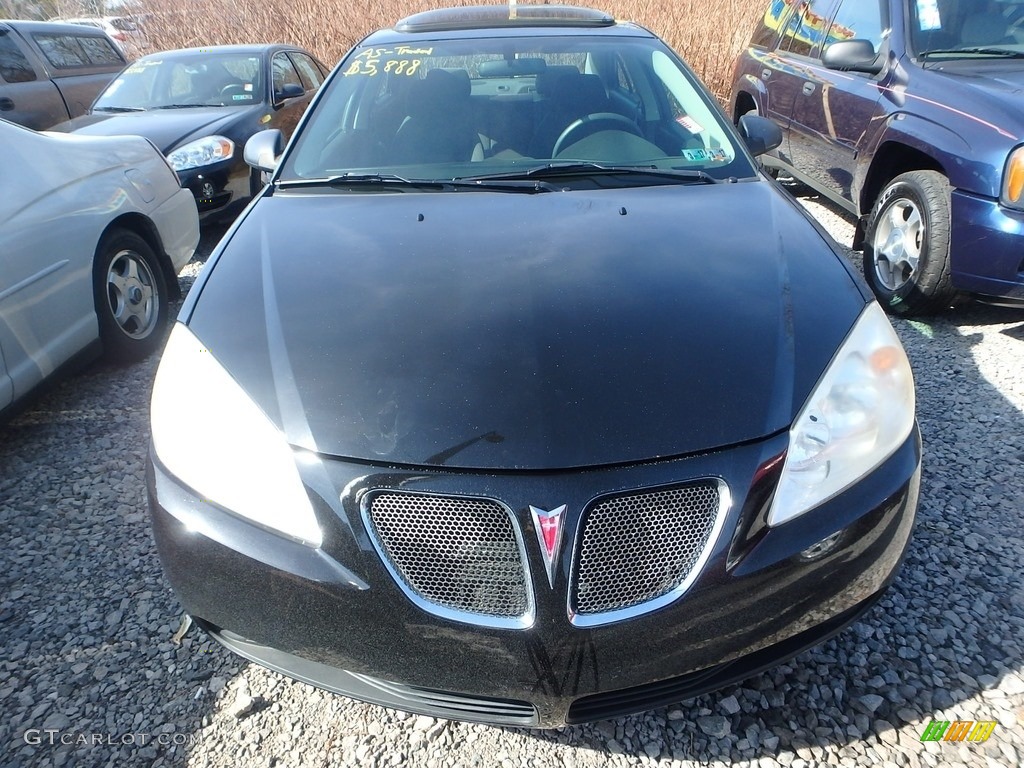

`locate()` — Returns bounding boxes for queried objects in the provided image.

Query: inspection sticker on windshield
[916,0,941,31]
[683,148,728,163]
[676,115,704,133]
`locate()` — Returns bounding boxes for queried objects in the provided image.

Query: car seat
[392,69,484,164]
[529,70,611,158]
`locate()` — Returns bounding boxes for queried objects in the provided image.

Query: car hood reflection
[186,181,869,470]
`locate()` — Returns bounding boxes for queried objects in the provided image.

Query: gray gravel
[2,193,1024,768]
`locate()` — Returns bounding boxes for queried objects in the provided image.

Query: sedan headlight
[768,302,915,527]
[151,323,322,546]
[167,136,234,172]
[1002,146,1024,212]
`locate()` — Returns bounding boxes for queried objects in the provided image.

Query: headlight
[167,136,234,172]
[151,323,322,546]
[768,302,915,527]
[1002,146,1024,211]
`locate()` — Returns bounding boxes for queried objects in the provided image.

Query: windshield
[281,35,754,183]
[94,52,264,110]
[911,0,1024,57]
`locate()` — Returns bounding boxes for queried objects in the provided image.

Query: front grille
[365,492,532,626]
[571,481,724,623]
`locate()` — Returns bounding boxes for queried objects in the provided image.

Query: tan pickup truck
[0,20,126,130]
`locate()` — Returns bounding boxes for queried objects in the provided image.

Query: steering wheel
[220,84,248,102]
[552,112,643,157]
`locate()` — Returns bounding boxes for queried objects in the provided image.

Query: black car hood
[186,182,868,470]
[51,106,257,153]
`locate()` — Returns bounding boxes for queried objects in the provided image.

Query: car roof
[0,19,117,35]
[362,4,653,44]
[135,43,298,58]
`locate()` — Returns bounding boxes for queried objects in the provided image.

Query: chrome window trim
[566,478,731,628]
[360,489,536,630]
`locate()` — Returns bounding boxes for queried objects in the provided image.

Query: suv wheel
[864,170,958,316]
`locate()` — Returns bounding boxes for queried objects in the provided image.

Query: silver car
[0,118,198,415]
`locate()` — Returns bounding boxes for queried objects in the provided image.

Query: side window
[76,35,124,66]
[32,34,87,68]
[0,32,36,83]
[289,53,323,90]
[751,0,799,49]
[825,0,885,53]
[781,0,835,57]
[272,53,302,93]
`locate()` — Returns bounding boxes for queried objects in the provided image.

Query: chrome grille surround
[362,490,534,629]
[569,479,730,627]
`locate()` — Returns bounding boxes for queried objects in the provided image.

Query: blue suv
[731,0,1024,314]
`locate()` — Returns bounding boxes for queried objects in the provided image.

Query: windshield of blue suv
[911,0,1024,57]
[281,36,756,183]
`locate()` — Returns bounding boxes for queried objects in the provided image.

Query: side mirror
[738,114,783,157]
[823,40,883,74]
[244,129,283,173]
[273,82,304,106]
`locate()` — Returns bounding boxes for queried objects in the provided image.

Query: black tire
[863,170,957,316]
[93,229,169,363]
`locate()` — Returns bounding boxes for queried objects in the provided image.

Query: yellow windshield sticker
[343,47,433,77]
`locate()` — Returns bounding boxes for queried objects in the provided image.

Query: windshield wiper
[279,173,446,190]
[277,173,557,193]
[153,104,215,109]
[463,162,722,185]
[93,105,146,112]
[920,47,1024,59]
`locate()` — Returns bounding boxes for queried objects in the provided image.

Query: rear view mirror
[244,129,283,173]
[823,40,883,74]
[738,114,783,157]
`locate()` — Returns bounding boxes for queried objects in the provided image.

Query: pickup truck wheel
[94,229,169,362]
[864,170,957,316]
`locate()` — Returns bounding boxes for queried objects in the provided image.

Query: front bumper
[950,190,1024,301]
[177,158,249,221]
[147,428,921,728]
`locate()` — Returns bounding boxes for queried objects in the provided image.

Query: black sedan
[147,5,921,728]
[53,44,327,221]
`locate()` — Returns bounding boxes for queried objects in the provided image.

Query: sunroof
[395,4,616,33]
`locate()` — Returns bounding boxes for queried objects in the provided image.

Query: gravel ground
[2,191,1023,768]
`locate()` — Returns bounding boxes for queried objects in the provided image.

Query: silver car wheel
[871,197,923,292]
[106,249,159,339]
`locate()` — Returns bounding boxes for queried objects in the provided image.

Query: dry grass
[142,0,764,101]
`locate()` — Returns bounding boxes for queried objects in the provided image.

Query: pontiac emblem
[529,505,567,588]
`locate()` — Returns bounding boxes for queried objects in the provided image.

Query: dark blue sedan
[732,0,1024,314]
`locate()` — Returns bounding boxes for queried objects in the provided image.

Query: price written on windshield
[342,46,434,77]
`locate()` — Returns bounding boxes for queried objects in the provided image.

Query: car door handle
[0,97,14,111]
[802,82,816,96]
[761,69,772,80]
